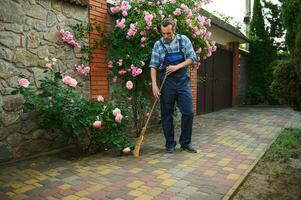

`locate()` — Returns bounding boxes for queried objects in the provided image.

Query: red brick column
[190,67,198,114]
[88,0,109,100]
[229,42,239,106]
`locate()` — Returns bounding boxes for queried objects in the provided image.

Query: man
[149,18,197,153]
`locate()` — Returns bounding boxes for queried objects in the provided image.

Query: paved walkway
[0,106,300,200]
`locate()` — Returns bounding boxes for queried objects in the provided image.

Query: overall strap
[178,35,184,53]
[159,39,168,53]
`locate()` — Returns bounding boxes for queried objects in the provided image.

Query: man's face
[161,25,175,43]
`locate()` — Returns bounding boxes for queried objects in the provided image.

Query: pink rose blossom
[126,80,133,90]
[171,0,176,4]
[140,61,145,66]
[110,7,120,14]
[112,76,118,83]
[62,76,77,87]
[113,108,121,116]
[97,95,104,102]
[19,78,30,88]
[107,61,113,68]
[115,113,123,123]
[93,120,102,129]
[173,8,181,16]
[116,18,126,29]
[117,59,123,66]
[140,37,146,43]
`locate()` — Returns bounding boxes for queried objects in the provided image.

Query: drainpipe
[244,0,251,50]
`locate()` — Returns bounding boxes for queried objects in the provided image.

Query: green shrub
[271,60,301,111]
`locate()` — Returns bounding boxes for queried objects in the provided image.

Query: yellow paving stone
[161,179,177,186]
[221,158,232,162]
[176,164,187,168]
[48,172,60,177]
[157,173,171,179]
[134,194,153,200]
[86,184,106,192]
[8,194,27,200]
[58,183,72,190]
[146,187,164,196]
[46,197,60,200]
[24,179,39,184]
[206,153,216,157]
[223,167,234,172]
[75,190,90,197]
[62,195,80,200]
[10,181,26,189]
[182,160,194,165]
[6,192,16,197]
[238,164,249,170]
[114,198,124,200]
[204,170,217,176]
[128,180,144,188]
[78,198,92,200]
[35,175,49,181]
[99,168,113,175]
[128,190,143,197]
[129,168,143,173]
[152,169,166,174]
[227,173,240,180]
[33,183,43,187]
[137,185,151,192]
[148,159,160,164]
[14,185,35,194]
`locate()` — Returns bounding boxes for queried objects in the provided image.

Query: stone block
[37,0,51,9]
[32,20,47,32]
[0,32,22,49]
[0,47,13,61]
[32,67,47,87]
[44,27,59,43]
[0,60,18,79]
[37,46,49,59]
[4,24,23,34]
[14,48,38,66]
[2,95,24,112]
[0,127,9,141]
[0,1,25,24]
[46,11,57,27]
[26,5,47,20]
[26,31,41,49]
[1,111,20,126]
[0,142,12,163]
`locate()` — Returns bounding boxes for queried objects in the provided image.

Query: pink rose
[115,113,123,123]
[19,78,30,88]
[107,61,113,68]
[126,81,133,90]
[93,120,102,129]
[113,108,121,116]
[112,76,118,83]
[97,95,104,102]
[63,76,77,87]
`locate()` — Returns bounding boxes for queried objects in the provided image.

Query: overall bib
[159,36,194,149]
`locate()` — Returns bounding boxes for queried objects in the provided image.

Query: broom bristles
[133,127,146,157]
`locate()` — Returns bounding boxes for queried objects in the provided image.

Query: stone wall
[0,0,88,163]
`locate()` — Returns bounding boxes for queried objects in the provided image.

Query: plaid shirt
[149,34,196,70]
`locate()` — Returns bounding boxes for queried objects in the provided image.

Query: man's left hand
[166,65,180,75]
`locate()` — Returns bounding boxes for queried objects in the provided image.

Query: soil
[231,153,301,200]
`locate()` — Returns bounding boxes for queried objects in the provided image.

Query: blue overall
[159,37,194,149]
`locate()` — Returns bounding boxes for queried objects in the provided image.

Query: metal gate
[197,47,233,114]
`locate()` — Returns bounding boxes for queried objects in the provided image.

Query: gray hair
[160,18,176,31]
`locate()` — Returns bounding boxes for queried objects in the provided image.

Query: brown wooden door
[197,48,233,114]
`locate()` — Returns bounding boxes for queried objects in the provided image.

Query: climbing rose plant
[102,0,216,135]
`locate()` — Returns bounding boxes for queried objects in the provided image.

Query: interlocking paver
[0,107,300,200]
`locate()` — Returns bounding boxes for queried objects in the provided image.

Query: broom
[133,72,168,157]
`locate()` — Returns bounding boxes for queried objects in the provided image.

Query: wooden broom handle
[143,73,168,128]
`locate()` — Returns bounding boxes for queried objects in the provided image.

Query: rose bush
[102,0,216,135]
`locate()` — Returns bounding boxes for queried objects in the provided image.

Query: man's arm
[150,68,160,98]
[165,58,193,75]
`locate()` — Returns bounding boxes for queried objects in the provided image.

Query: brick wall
[190,68,198,114]
[88,0,109,100]
[231,42,239,106]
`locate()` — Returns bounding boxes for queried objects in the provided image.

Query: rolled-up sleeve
[183,35,196,64]
[149,42,160,68]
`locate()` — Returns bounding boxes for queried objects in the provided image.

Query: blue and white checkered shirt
[149,34,196,70]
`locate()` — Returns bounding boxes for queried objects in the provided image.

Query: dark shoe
[181,145,197,153]
[165,146,175,153]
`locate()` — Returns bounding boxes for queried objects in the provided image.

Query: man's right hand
[152,83,161,99]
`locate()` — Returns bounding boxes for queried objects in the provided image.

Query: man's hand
[152,83,161,99]
[166,65,179,75]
